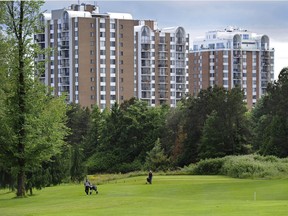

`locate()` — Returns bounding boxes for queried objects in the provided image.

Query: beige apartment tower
[189,26,274,108]
[35,3,189,109]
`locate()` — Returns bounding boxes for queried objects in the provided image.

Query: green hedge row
[182,154,288,179]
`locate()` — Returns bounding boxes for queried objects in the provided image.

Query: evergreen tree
[252,67,288,157]
[145,138,170,171]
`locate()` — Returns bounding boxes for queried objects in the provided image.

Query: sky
[42,0,288,80]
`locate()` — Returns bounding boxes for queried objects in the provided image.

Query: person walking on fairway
[146,170,153,184]
[84,179,91,195]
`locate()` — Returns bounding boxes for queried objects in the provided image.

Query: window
[100,23,105,28]
[243,34,249,40]
[110,23,115,29]
[100,41,105,47]
[110,41,116,47]
[110,68,116,74]
[110,50,116,56]
[110,32,116,38]
[100,50,106,55]
[90,32,94,37]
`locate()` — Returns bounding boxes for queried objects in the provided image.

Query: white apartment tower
[35,3,189,109]
[189,26,274,108]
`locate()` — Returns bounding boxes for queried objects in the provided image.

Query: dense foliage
[0,1,68,197]
[183,154,288,179]
[251,67,288,157]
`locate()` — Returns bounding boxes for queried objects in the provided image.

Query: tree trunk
[16,166,25,197]
[16,1,26,197]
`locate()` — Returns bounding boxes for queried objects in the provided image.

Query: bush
[221,155,267,178]
[192,158,226,175]
[183,154,288,179]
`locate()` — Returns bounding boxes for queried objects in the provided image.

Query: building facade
[35,3,189,109]
[189,26,274,108]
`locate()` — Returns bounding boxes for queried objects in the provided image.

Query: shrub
[183,154,288,179]
[192,157,226,175]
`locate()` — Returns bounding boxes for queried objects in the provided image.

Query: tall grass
[183,154,288,179]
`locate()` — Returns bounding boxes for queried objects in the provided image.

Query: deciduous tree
[0,1,68,197]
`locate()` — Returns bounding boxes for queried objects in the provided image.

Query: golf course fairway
[1,175,288,215]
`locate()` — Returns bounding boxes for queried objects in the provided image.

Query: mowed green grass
[1,175,288,216]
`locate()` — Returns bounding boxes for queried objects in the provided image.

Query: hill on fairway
[1,175,288,216]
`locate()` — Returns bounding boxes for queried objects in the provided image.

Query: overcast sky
[43,0,288,79]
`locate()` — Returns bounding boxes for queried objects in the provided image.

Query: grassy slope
[1,175,288,216]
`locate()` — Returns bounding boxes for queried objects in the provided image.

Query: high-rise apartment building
[35,3,189,109]
[189,26,274,108]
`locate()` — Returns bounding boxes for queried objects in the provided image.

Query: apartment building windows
[100,41,105,47]
[100,50,106,55]
[110,23,115,29]
[110,32,116,38]
[111,50,116,56]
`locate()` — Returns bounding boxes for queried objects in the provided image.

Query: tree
[83,106,102,159]
[0,1,68,197]
[145,138,170,171]
[197,87,250,159]
[66,103,91,182]
[87,98,168,173]
[252,67,288,157]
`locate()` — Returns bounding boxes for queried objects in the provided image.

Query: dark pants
[85,186,90,195]
[147,177,152,184]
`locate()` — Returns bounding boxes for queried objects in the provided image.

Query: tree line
[1,1,288,197]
